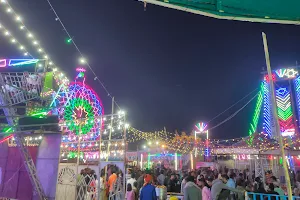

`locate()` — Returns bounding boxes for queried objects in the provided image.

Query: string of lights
[0,0,70,87]
[0,22,34,58]
[45,0,120,108]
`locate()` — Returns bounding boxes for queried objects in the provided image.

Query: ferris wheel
[58,68,104,141]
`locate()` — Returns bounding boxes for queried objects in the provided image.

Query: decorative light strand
[248,84,263,136]
[0,0,69,86]
[263,81,272,135]
[294,76,300,125]
[0,22,33,57]
[45,0,120,108]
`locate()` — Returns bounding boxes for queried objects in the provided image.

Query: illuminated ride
[59,68,104,141]
[248,67,300,139]
[0,58,68,199]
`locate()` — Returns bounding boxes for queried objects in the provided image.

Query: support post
[106,97,114,162]
[262,32,293,200]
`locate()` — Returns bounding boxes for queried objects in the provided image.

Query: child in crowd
[126,183,136,200]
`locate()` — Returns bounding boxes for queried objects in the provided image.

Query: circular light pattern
[59,81,104,139]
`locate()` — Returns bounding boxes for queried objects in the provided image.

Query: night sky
[1,0,300,139]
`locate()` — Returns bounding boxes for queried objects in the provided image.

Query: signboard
[264,68,299,82]
[196,162,214,169]
[126,152,137,161]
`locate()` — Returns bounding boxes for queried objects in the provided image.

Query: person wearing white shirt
[127,173,137,190]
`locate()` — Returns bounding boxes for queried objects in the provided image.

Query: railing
[246,192,300,200]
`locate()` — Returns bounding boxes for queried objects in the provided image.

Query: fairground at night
[0,1,300,200]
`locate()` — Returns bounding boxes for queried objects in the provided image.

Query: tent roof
[142,0,300,25]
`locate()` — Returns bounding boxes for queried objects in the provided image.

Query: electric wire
[207,92,259,131]
[207,87,259,124]
[45,0,120,109]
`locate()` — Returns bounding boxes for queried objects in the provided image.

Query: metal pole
[262,32,293,200]
[123,115,127,195]
[106,97,114,162]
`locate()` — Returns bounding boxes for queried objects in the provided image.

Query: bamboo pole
[262,32,293,200]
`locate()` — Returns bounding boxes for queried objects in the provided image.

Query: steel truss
[0,72,47,199]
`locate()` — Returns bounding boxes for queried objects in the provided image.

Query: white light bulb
[38,48,43,52]
[33,41,38,45]
[44,55,48,59]
[15,16,21,21]
[20,26,24,30]
[24,52,28,56]
[49,61,53,65]
[27,33,33,38]
[11,38,16,43]
[79,57,86,64]
[19,46,24,50]
[53,68,57,72]
[4,31,10,36]
[1,0,6,3]
[0,24,2,28]
[6,8,11,13]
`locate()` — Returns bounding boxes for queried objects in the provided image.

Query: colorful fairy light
[58,78,104,140]
[0,1,70,86]
[194,122,210,157]
[194,122,207,133]
[275,68,298,79]
[276,87,295,136]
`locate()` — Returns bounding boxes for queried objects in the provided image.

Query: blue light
[294,77,300,125]
[8,59,39,66]
[263,81,272,136]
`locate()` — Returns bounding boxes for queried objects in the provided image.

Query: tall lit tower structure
[249,67,300,138]
[195,122,210,157]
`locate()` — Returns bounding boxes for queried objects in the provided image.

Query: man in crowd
[183,176,202,200]
[157,170,165,186]
[211,174,242,200]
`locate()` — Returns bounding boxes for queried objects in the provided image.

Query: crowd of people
[77,165,300,200]
[123,166,300,200]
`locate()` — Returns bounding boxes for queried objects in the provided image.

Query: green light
[248,84,263,136]
[66,38,72,44]
[279,157,283,165]
[64,98,94,135]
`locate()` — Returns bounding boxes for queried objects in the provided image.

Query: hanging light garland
[0,0,69,87]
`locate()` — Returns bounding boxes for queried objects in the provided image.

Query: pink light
[76,67,86,72]
[0,135,13,144]
[0,59,6,68]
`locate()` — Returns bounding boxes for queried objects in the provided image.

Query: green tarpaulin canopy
[141,0,300,25]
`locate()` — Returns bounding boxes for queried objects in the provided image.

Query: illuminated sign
[0,59,39,67]
[264,68,299,82]
[233,154,251,160]
[275,68,298,79]
[9,59,39,66]
[281,128,295,137]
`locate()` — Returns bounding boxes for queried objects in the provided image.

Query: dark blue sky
[1,0,300,139]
